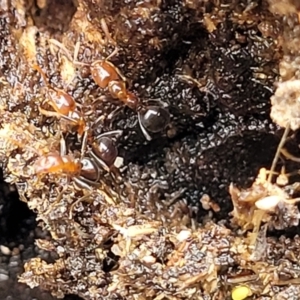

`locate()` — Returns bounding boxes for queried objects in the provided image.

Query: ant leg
[59,112,86,138]
[73,41,81,62]
[106,106,126,129]
[46,93,71,115]
[39,106,62,118]
[284,197,300,205]
[141,98,169,111]
[59,135,67,156]
[109,165,122,183]
[73,176,99,191]
[41,186,69,217]
[69,193,92,219]
[60,113,80,124]
[92,115,106,130]
[280,147,300,163]
[69,40,87,68]
[177,74,203,88]
[177,74,218,99]
[48,38,88,67]
[106,47,119,61]
[80,129,89,160]
[39,107,85,138]
[267,125,290,183]
[49,39,74,62]
[138,111,152,141]
[274,166,289,186]
[94,130,123,140]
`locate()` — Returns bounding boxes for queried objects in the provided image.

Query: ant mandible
[33,64,86,137]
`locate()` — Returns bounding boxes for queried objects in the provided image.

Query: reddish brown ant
[50,36,170,141]
[34,131,122,190]
[89,51,170,140]
[33,64,86,137]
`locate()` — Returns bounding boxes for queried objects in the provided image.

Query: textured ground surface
[0,0,300,299]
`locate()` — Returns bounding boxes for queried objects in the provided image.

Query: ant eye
[80,157,99,181]
[91,137,118,168]
[139,106,170,133]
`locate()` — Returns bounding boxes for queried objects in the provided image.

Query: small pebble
[0,245,11,256]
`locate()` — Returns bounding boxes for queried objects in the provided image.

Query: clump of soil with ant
[1,0,300,299]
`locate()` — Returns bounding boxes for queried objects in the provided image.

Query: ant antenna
[49,39,89,67]
[100,18,117,46]
[280,147,300,163]
[80,129,89,160]
[267,125,290,183]
[105,47,119,61]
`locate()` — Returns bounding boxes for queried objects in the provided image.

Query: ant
[33,64,86,137]
[50,37,170,141]
[34,131,122,190]
[34,151,81,175]
[89,50,170,140]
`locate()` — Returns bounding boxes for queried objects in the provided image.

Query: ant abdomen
[91,137,118,171]
[79,157,100,182]
[139,106,170,134]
